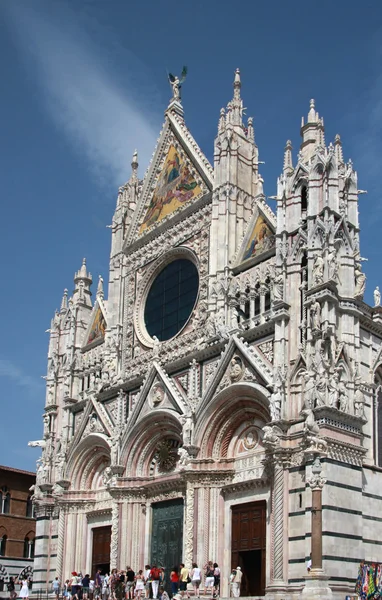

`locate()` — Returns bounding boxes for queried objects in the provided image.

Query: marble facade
[31,71,382,599]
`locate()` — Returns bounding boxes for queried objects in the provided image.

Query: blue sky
[0,0,381,471]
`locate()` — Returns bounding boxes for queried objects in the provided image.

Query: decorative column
[55,508,66,580]
[185,483,195,566]
[272,457,285,583]
[110,501,120,570]
[266,449,289,599]
[301,456,332,600]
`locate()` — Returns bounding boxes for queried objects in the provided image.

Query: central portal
[151,498,183,585]
[231,500,266,596]
[92,525,111,576]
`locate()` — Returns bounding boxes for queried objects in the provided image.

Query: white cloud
[0,359,43,395]
[3,0,160,187]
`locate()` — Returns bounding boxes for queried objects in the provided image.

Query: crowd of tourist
[51,562,236,600]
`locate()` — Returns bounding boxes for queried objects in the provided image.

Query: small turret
[335,134,344,166]
[130,149,138,184]
[283,140,293,177]
[300,99,325,163]
[96,275,104,300]
[73,258,92,306]
[60,289,68,313]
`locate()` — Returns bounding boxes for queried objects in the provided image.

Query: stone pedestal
[300,569,333,600]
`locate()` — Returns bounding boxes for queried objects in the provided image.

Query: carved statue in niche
[302,371,316,409]
[270,384,282,421]
[354,265,366,299]
[310,300,322,332]
[312,251,324,286]
[180,411,194,446]
[273,271,284,302]
[338,378,348,412]
[88,412,98,432]
[328,371,340,408]
[354,386,365,418]
[110,429,121,466]
[47,385,55,406]
[151,384,164,407]
[229,357,244,383]
[327,246,339,281]
[36,458,50,486]
[43,413,50,438]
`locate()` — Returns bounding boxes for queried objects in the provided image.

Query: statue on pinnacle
[168,66,188,101]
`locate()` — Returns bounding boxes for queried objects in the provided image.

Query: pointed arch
[120,409,182,478]
[65,433,111,490]
[195,382,270,459]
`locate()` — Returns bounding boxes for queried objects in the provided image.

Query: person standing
[179,564,190,600]
[190,564,201,599]
[170,567,179,598]
[7,577,17,600]
[230,567,242,598]
[212,564,220,598]
[82,574,91,600]
[204,563,214,597]
[94,571,102,600]
[53,577,61,599]
[134,571,145,600]
[149,566,161,600]
[19,578,30,600]
[125,567,135,600]
[144,566,151,600]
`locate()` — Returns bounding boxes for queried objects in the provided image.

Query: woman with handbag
[179,565,190,600]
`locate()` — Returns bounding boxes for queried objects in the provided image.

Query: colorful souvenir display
[355,562,382,599]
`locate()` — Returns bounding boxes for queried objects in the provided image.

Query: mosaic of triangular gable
[86,306,106,346]
[242,214,275,263]
[139,144,202,234]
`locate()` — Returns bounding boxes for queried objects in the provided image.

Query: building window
[144,259,199,341]
[301,185,308,213]
[26,496,34,518]
[1,488,10,514]
[23,537,35,559]
[0,535,7,556]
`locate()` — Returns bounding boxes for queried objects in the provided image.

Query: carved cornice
[325,438,367,467]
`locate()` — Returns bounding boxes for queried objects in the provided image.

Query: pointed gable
[125,111,213,246]
[82,298,107,349]
[128,360,189,428]
[139,144,202,234]
[236,203,276,267]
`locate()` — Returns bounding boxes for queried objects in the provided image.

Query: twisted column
[272,463,285,581]
[185,485,195,567]
[110,502,119,570]
[55,509,66,580]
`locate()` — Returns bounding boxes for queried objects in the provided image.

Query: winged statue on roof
[168,66,188,100]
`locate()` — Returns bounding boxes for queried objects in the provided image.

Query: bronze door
[92,525,111,577]
[151,499,183,591]
[231,501,266,596]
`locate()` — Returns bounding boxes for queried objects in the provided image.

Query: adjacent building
[0,465,35,586]
[32,71,382,599]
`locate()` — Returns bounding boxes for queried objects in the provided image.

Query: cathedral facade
[32,71,382,599]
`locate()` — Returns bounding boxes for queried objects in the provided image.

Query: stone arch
[121,409,183,477]
[65,434,111,490]
[196,382,270,459]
